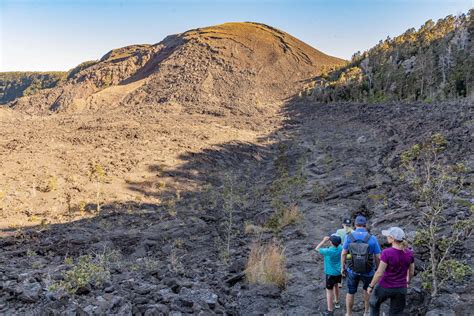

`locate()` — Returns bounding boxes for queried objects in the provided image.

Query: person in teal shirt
[316,234,343,316]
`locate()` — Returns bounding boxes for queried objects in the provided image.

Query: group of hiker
[315,215,415,316]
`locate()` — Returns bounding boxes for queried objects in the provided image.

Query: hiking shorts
[326,274,342,290]
[346,271,373,294]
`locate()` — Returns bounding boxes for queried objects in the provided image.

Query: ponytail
[395,239,409,250]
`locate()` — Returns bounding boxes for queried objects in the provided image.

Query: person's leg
[346,294,354,316]
[388,288,407,316]
[326,288,334,311]
[325,275,335,312]
[334,284,340,305]
[369,286,389,316]
[362,275,373,314]
[345,272,359,316]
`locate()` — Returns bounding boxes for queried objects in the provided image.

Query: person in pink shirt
[367,227,415,316]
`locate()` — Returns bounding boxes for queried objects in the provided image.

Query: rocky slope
[8,22,345,115]
[0,100,472,315]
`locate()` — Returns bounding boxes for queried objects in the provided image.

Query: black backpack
[347,233,373,274]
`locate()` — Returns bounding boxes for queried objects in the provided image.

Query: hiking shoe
[334,301,341,309]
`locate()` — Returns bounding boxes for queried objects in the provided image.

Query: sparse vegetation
[215,171,247,263]
[267,144,306,231]
[0,71,67,104]
[55,254,110,294]
[67,60,98,79]
[244,222,266,235]
[401,133,473,296]
[311,181,329,202]
[266,204,301,231]
[89,163,106,213]
[169,247,184,273]
[245,241,287,288]
[37,176,58,193]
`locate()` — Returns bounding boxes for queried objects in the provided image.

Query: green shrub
[58,255,110,294]
[401,133,473,296]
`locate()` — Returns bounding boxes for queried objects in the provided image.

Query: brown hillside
[10,22,345,114]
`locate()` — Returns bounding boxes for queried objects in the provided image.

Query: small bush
[312,182,329,202]
[58,255,110,294]
[245,223,266,235]
[245,241,286,288]
[266,204,301,231]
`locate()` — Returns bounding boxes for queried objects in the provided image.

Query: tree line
[309,11,473,103]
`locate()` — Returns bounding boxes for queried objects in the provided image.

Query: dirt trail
[276,105,386,315]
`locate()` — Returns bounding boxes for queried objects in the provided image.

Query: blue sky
[0,0,471,71]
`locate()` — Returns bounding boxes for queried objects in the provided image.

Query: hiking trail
[272,103,390,315]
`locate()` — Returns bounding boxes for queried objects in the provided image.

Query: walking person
[367,227,415,316]
[316,234,343,316]
[341,215,381,316]
[335,218,353,289]
[336,218,353,243]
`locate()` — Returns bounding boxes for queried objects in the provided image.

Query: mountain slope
[307,11,473,103]
[9,22,345,115]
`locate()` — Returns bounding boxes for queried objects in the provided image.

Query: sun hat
[382,227,405,241]
[355,215,367,225]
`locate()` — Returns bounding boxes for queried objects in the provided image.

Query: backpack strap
[363,233,371,243]
[347,232,355,242]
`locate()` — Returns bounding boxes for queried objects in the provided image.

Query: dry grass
[245,241,287,288]
[266,204,301,231]
[279,204,301,227]
[244,223,266,235]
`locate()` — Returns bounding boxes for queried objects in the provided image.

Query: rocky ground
[1,100,473,315]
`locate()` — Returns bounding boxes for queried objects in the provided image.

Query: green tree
[400,133,473,296]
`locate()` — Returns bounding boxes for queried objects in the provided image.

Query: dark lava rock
[16,279,42,303]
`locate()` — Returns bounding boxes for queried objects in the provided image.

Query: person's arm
[341,235,350,276]
[341,249,348,276]
[367,261,388,294]
[374,254,381,268]
[315,236,330,251]
[371,236,382,268]
[407,262,415,286]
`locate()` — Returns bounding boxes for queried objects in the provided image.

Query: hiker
[367,227,414,316]
[315,234,343,316]
[336,218,354,243]
[335,218,353,289]
[341,215,381,316]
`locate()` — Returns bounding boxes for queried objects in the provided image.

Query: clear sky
[0,0,471,71]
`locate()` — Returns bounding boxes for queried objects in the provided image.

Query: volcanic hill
[9,22,345,115]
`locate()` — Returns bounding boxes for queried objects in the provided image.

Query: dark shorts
[346,271,373,294]
[326,274,342,289]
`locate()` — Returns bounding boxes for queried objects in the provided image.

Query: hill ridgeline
[7,22,345,115]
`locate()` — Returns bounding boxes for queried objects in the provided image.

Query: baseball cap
[355,215,367,225]
[382,227,405,241]
[329,234,342,246]
[343,218,352,225]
